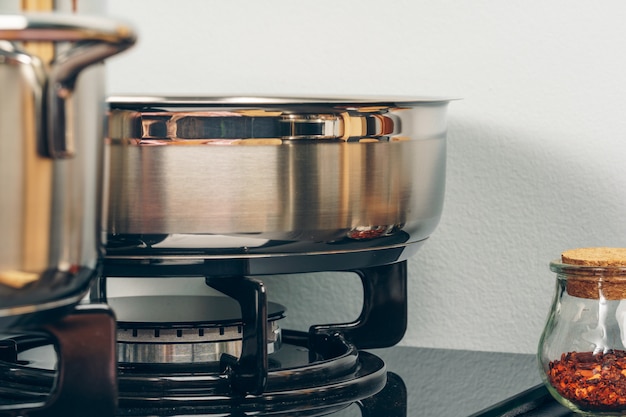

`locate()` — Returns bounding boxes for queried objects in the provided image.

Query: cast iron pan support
[205,275,268,395]
[310,261,408,350]
[0,304,117,417]
[359,372,407,417]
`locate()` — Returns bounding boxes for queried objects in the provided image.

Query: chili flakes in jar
[548,350,626,412]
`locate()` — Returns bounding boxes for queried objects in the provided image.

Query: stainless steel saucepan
[106,96,452,272]
[0,14,136,328]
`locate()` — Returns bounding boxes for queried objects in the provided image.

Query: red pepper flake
[548,350,626,412]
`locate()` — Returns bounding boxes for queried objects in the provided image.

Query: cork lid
[561,247,626,267]
[555,247,626,300]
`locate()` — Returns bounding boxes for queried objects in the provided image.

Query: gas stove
[0,223,548,416]
[0,301,546,417]
[0,250,552,417]
[0,257,410,417]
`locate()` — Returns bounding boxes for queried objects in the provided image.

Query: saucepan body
[106,96,451,269]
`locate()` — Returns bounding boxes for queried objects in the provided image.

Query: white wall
[6,0,624,354]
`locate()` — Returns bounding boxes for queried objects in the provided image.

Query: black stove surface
[468,384,574,417]
[371,347,545,417]
[0,338,550,417]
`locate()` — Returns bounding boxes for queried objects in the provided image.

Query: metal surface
[0,14,136,158]
[103,235,423,275]
[110,295,285,364]
[117,326,282,364]
[0,14,135,326]
[106,96,451,260]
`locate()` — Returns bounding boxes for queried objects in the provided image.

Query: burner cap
[108,295,285,328]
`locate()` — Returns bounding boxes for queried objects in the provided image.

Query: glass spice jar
[538,248,626,415]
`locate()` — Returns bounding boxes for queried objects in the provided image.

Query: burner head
[0,329,389,416]
[108,295,285,364]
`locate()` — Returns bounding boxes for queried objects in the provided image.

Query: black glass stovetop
[372,347,550,417]
[0,336,559,417]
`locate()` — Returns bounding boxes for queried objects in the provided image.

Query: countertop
[367,346,567,417]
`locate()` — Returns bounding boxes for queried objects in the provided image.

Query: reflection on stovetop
[468,384,574,417]
[371,347,541,417]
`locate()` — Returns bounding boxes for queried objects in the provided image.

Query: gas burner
[110,295,284,364]
[0,329,388,416]
[0,262,409,416]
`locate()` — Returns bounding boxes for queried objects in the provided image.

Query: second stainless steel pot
[0,14,135,327]
[106,96,451,270]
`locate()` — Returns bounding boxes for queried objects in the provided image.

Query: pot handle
[0,14,136,158]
